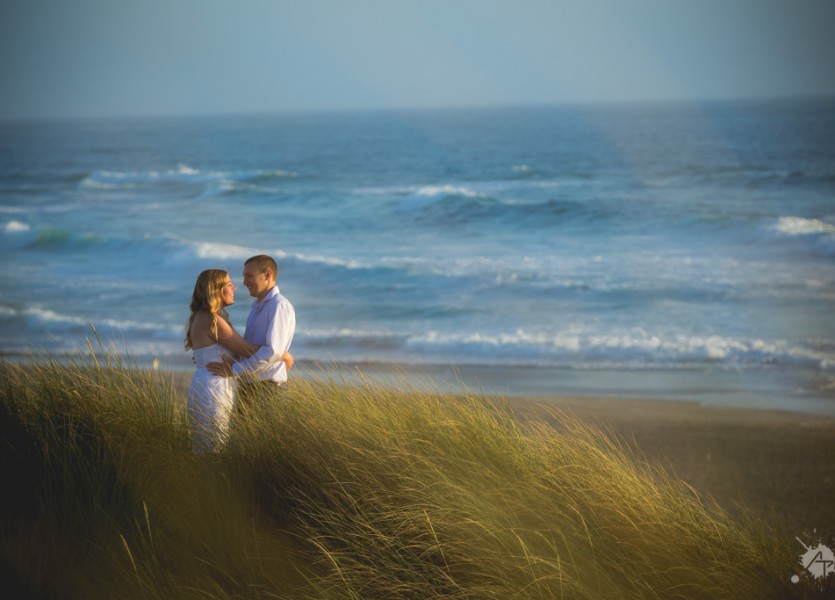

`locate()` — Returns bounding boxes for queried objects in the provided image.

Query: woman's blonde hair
[185,269,229,350]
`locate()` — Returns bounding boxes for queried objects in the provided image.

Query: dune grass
[0,355,827,599]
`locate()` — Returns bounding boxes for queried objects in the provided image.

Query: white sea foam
[3,305,174,335]
[416,185,482,198]
[184,240,367,270]
[176,163,200,176]
[276,169,296,177]
[81,165,297,191]
[304,327,400,341]
[190,241,344,269]
[771,216,835,256]
[401,328,835,369]
[80,179,126,190]
[4,220,30,233]
[1,220,36,249]
[394,184,486,213]
[289,252,365,270]
[193,241,260,261]
[198,179,239,197]
[773,216,835,236]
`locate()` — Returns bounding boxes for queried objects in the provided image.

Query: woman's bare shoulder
[189,310,217,348]
[191,310,213,327]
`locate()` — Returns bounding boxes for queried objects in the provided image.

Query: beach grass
[0,355,830,599]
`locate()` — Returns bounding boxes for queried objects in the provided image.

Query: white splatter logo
[793,534,835,583]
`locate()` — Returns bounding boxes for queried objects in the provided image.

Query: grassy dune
[0,357,827,599]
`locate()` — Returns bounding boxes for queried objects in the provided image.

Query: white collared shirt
[232,286,295,383]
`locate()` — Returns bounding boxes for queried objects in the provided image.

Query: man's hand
[207,360,233,377]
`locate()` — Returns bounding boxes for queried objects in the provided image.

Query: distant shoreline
[283,359,835,418]
[4,351,834,417]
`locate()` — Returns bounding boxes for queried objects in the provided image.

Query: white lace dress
[187,343,237,453]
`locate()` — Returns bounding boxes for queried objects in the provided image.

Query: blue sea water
[2,100,834,414]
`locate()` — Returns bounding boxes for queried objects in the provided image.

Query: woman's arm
[215,317,294,368]
[215,316,259,357]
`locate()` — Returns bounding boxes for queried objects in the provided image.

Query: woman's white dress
[187,343,237,453]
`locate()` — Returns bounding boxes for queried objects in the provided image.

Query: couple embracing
[184,254,296,454]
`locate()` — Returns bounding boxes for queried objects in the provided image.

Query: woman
[184,269,292,453]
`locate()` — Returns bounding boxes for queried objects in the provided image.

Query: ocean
[2,99,834,414]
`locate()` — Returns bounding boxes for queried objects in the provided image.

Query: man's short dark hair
[245,255,278,278]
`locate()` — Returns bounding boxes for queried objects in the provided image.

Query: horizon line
[3,93,835,125]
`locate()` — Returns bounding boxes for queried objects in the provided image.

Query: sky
[1,0,834,120]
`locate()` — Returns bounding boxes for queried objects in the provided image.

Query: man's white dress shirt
[232,286,295,384]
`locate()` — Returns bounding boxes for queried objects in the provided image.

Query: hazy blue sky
[1,0,833,119]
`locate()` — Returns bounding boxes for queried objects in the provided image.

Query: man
[208,255,296,398]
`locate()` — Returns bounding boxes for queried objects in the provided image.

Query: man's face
[242,265,272,300]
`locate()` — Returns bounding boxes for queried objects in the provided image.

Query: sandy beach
[507,394,835,538]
